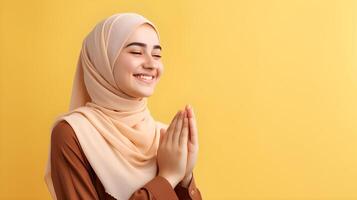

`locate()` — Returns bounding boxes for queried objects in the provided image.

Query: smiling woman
[44,13,202,200]
[113,24,164,100]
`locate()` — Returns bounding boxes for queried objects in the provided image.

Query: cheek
[120,59,138,72]
[158,64,164,77]
[115,59,137,78]
[114,66,130,86]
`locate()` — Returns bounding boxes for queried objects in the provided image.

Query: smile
[133,74,156,84]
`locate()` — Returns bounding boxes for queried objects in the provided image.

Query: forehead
[125,23,160,45]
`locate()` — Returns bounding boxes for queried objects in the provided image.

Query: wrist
[179,173,193,188]
[158,174,179,188]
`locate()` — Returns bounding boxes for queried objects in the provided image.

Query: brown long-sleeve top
[50,121,202,200]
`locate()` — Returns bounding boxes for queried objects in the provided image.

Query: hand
[180,105,199,188]
[157,110,189,188]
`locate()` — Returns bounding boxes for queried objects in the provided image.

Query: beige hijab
[44,13,167,200]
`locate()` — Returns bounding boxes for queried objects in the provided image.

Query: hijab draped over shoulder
[44,13,168,200]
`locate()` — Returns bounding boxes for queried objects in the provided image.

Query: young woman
[44,13,202,200]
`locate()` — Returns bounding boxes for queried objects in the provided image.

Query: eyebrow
[125,42,162,50]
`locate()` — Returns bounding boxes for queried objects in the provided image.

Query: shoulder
[51,120,78,151]
[52,120,74,134]
[51,120,75,143]
[50,120,91,166]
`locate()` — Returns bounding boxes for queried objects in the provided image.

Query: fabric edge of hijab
[44,12,168,200]
[70,15,154,111]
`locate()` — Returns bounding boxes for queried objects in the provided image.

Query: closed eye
[130,52,161,58]
[130,52,142,55]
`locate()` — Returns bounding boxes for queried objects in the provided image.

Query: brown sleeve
[133,175,203,200]
[130,176,178,200]
[51,120,202,200]
[174,175,203,200]
[50,120,101,200]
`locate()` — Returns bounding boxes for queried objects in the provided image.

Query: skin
[113,23,164,100]
[160,106,199,188]
[113,23,199,188]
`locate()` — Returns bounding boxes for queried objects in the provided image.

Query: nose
[143,54,159,69]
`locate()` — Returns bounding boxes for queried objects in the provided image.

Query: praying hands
[157,105,199,188]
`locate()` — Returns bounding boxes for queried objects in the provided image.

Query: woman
[44,13,202,200]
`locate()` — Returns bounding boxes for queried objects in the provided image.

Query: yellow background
[1,0,357,199]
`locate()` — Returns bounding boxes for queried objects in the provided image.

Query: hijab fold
[44,13,167,200]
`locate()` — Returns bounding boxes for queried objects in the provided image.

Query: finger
[187,106,198,145]
[166,110,181,146]
[186,104,193,118]
[185,105,193,141]
[166,111,180,134]
[179,113,189,147]
[173,110,185,146]
[172,110,184,146]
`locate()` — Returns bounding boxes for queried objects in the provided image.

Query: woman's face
[113,23,163,100]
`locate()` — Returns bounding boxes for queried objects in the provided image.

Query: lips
[133,74,155,78]
[133,74,156,84]
[133,73,156,77]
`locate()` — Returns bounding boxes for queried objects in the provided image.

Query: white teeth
[135,74,154,80]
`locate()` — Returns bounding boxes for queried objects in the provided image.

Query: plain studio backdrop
[1,0,357,199]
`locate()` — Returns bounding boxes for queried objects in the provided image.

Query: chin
[131,89,155,98]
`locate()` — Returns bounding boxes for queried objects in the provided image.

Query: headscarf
[44,12,168,200]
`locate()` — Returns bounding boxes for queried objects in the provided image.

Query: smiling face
[113,23,163,100]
